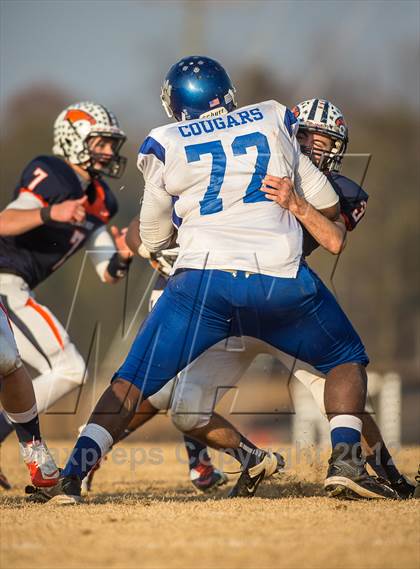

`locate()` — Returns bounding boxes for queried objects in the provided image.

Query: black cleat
[325,445,399,500]
[26,475,82,505]
[389,475,416,499]
[228,452,285,498]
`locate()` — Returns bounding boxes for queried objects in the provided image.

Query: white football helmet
[292,99,348,172]
[53,101,127,178]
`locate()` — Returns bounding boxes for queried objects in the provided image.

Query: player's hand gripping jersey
[150,174,369,289]
[138,100,338,278]
[0,156,118,288]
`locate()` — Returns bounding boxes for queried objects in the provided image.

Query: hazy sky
[1,0,419,129]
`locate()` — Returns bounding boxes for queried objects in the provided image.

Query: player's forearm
[139,189,175,253]
[261,176,345,255]
[126,216,142,255]
[294,203,347,255]
[0,208,43,236]
[140,227,174,254]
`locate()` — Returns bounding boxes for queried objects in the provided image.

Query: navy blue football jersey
[0,156,118,288]
[302,172,369,257]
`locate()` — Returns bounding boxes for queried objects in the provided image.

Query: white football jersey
[138,100,338,278]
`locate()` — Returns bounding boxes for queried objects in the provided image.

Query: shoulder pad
[328,173,369,202]
[261,99,287,112]
[328,173,369,230]
[15,155,80,205]
[260,100,297,137]
[138,135,166,165]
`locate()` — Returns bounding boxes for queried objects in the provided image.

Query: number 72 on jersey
[185,131,271,216]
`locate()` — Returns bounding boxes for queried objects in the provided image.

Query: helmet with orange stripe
[53,101,127,178]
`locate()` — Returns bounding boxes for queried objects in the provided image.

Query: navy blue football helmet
[161,56,237,122]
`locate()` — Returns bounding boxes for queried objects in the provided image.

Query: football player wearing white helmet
[258,99,414,499]
[37,57,401,505]
[72,96,413,503]
[88,98,414,501]
[52,101,127,179]
[0,102,133,487]
[292,98,348,173]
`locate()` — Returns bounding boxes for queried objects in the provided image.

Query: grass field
[0,439,419,569]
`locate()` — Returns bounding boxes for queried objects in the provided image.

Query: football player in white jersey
[0,301,59,488]
[38,57,396,504]
[83,98,414,500]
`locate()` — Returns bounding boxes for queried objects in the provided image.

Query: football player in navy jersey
[0,101,133,487]
[82,99,414,500]
[258,99,414,498]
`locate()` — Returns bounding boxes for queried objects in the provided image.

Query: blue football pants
[114,264,368,399]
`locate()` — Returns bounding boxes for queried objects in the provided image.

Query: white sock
[5,402,38,424]
[79,423,114,456]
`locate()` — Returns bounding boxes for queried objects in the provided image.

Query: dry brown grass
[0,439,419,569]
